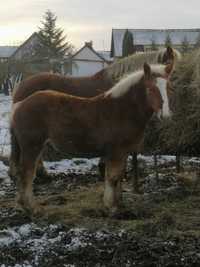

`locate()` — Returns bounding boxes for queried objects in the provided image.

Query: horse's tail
[9,127,21,179]
[12,82,20,101]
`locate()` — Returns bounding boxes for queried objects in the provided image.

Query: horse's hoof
[15,203,33,218]
[133,187,143,194]
[32,205,44,217]
[109,210,123,219]
[108,207,121,218]
[16,197,42,217]
[15,202,26,213]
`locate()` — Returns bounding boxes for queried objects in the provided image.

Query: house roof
[71,42,110,63]
[111,28,200,57]
[98,51,113,62]
[11,32,40,59]
[0,46,18,58]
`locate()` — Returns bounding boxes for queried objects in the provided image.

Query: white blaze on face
[156,78,171,118]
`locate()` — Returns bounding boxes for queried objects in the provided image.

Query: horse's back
[13,73,73,103]
[12,69,111,103]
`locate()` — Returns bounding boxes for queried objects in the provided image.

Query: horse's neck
[65,72,113,96]
[98,84,153,129]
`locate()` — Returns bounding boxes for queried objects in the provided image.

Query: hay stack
[144,48,200,156]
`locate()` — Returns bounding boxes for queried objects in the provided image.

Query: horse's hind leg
[9,128,21,181]
[36,156,48,178]
[17,151,41,214]
[103,155,127,215]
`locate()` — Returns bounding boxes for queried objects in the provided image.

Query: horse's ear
[144,62,151,79]
[165,62,174,77]
[166,46,174,57]
[165,46,175,66]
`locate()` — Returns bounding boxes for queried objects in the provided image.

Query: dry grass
[2,169,200,238]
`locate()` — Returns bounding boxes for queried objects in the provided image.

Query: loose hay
[144,48,200,156]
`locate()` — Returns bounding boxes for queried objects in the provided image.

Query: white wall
[74,46,100,61]
[72,60,107,77]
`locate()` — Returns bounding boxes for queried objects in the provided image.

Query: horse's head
[157,46,174,65]
[105,61,173,120]
[157,46,182,67]
[143,62,172,120]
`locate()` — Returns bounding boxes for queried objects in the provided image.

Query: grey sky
[0,0,200,50]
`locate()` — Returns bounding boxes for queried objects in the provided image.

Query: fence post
[132,152,138,192]
[153,151,159,182]
[176,153,181,173]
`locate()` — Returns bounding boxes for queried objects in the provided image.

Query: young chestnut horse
[10,46,177,179]
[10,62,172,215]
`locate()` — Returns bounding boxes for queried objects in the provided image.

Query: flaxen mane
[12,47,180,103]
[104,48,181,82]
[105,64,167,98]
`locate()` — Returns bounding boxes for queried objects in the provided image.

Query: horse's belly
[51,137,105,157]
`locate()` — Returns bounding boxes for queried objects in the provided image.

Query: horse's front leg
[103,155,127,215]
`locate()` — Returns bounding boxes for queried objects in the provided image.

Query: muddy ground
[1,157,200,266]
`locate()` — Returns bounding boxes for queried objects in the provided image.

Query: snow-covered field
[0,224,117,266]
[0,94,11,157]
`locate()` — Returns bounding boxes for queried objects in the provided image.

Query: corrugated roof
[112,28,200,57]
[97,51,113,62]
[0,46,18,58]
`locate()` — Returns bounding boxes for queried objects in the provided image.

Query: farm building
[11,32,41,60]
[111,28,200,58]
[0,34,112,77]
[64,41,113,76]
[0,46,18,62]
[0,33,41,62]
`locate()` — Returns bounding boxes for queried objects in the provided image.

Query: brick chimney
[85,41,93,48]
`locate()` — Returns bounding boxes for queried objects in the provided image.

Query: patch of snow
[1,264,34,267]
[143,173,178,193]
[18,224,32,237]
[0,94,11,157]
[137,154,176,166]
[0,228,20,247]
[65,236,88,251]
[0,224,117,265]
[44,158,99,174]
[0,160,12,197]
[65,228,91,251]
[188,157,200,165]
[0,161,9,179]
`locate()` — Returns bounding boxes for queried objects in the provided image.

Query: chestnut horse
[11,47,178,179]
[10,62,172,215]
[12,46,179,104]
